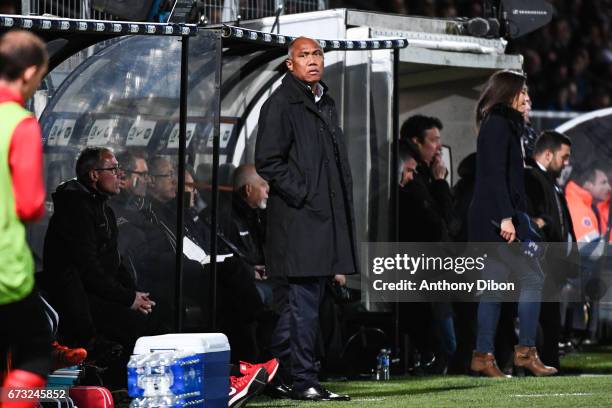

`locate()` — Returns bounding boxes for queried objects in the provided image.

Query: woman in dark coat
[468,70,557,377]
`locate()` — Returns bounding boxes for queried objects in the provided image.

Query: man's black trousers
[0,291,52,378]
[270,276,327,392]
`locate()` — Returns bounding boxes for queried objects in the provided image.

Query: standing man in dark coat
[397,116,455,374]
[525,130,577,369]
[255,36,357,401]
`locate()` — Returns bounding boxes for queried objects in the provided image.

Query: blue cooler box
[130,333,230,408]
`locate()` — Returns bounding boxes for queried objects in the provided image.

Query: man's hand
[431,154,448,180]
[333,274,346,286]
[534,217,546,229]
[131,291,156,315]
[500,218,516,243]
[254,265,266,280]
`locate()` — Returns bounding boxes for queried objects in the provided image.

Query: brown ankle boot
[513,346,558,376]
[470,352,510,378]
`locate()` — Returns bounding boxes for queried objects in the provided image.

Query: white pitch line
[351,398,387,402]
[512,393,593,398]
[578,374,612,377]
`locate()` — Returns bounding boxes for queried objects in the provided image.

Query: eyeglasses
[151,172,175,179]
[127,170,149,178]
[95,165,122,175]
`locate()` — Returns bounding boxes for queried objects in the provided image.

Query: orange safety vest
[598,199,610,237]
[565,180,612,243]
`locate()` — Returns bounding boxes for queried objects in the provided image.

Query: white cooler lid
[132,333,230,355]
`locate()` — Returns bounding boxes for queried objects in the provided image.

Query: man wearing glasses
[116,150,150,210]
[147,156,178,206]
[42,147,158,379]
[110,150,151,286]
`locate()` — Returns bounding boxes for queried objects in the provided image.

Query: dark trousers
[448,302,477,374]
[40,268,96,347]
[539,301,561,369]
[89,295,162,388]
[0,291,52,378]
[269,276,326,392]
[89,295,161,351]
[217,258,267,363]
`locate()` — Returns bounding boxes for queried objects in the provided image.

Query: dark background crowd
[332,0,612,111]
[2,0,609,110]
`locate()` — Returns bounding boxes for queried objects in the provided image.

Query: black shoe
[264,382,292,399]
[85,337,123,367]
[291,385,350,401]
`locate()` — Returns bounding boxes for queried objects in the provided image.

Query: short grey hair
[75,147,114,182]
[233,164,265,190]
[149,155,175,176]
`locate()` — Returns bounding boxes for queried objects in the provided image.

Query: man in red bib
[0,30,51,408]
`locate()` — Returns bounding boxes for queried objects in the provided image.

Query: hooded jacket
[43,179,135,307]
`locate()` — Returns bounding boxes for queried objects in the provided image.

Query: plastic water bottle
[140,353,174,397]
[382,350,390,380]
[128,351,206,402]
[375,349,386,380]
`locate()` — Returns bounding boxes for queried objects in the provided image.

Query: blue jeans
[476,250,544,353]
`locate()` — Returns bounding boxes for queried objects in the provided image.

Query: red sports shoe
[229,367,268,408]
[239,358,279,383]
[51,341,87,370]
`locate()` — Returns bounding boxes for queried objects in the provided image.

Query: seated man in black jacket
[140,156,211,330]
[42,147,158,358]
[227,164,271,304]
[109,150,152,285]
[142,157,265,346]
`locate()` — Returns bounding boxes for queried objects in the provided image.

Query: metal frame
[175,35,190,332]
[0,14,196,35]
[221,24,408,50]
[2,13,406,332]
[1,13,200,333]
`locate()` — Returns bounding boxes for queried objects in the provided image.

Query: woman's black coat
[255,73,359,278]
[468,104,527,242]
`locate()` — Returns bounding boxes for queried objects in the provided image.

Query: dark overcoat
[524,165,576,243]
[525,164,580,284]
[468,104,528,242]
[255,73,359,278]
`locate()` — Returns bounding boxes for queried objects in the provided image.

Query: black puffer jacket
[43,179,135,307]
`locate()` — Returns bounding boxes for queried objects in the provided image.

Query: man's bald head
[286,36,324,87]
[287,37,322,59]
[233,164,269,209]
